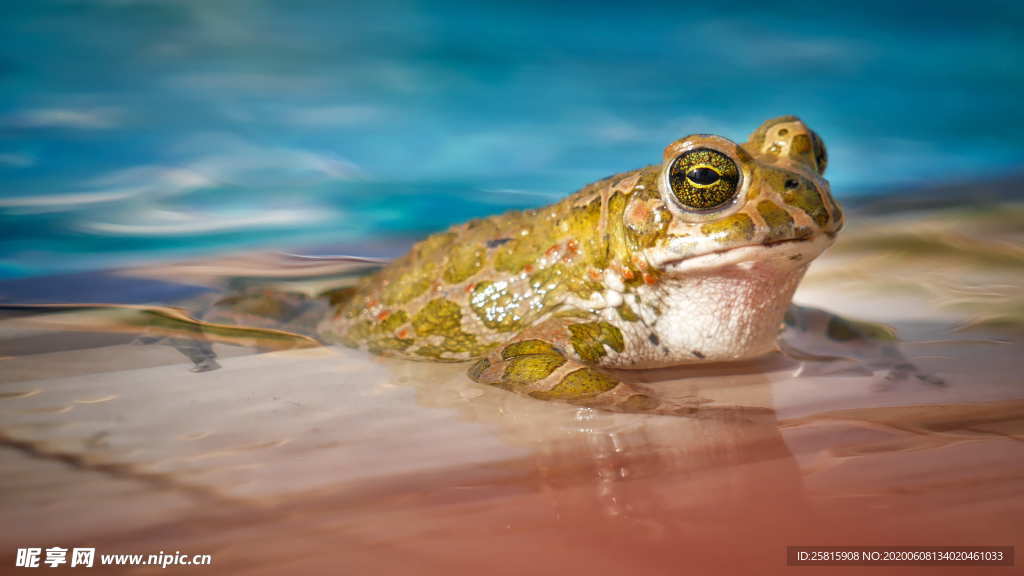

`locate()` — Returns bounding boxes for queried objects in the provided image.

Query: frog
[316,116,844,413]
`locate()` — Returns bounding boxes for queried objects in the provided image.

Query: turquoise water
[1,0,1022,278]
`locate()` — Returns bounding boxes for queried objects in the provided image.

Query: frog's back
[318,167,651,360]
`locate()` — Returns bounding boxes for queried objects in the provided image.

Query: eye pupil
[666,147,741,212]
[686,167,720,186]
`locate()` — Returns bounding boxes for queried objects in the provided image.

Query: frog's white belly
[598,237,827,369]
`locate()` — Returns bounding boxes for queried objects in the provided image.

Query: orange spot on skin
[545,245,559,258]
[367,299,380,308]
[621,268,635,281]
[643,272,658,285]
[524,264,535,274]
[396,328,410,339]
[588,269,602,281]
[465,283,476,293]
[562,239,579,262]
[376,310,391,322]
[626,201,650,226]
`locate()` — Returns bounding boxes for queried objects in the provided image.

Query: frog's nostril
[784,178,799,190]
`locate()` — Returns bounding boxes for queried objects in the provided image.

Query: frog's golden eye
[666,148,741,212]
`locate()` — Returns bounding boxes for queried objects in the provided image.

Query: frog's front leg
[467,316,677,414]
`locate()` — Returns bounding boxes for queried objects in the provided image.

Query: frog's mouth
[658,233,835,275]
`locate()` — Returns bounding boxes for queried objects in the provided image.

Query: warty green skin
[318,116,844,414]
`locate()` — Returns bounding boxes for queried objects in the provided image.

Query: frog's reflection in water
[386,353,809,532]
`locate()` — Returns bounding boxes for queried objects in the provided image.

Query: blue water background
[1,1,1022,279]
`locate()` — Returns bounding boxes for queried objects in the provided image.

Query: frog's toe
[874,362,945,390]
[914,371,946,387]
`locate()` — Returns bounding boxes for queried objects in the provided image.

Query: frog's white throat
[623,235,831,369]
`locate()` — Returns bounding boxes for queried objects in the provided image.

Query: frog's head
[624,116,843,363]
[637,115,842,276]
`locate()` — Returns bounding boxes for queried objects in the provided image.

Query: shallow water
[1,204,1022,574]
